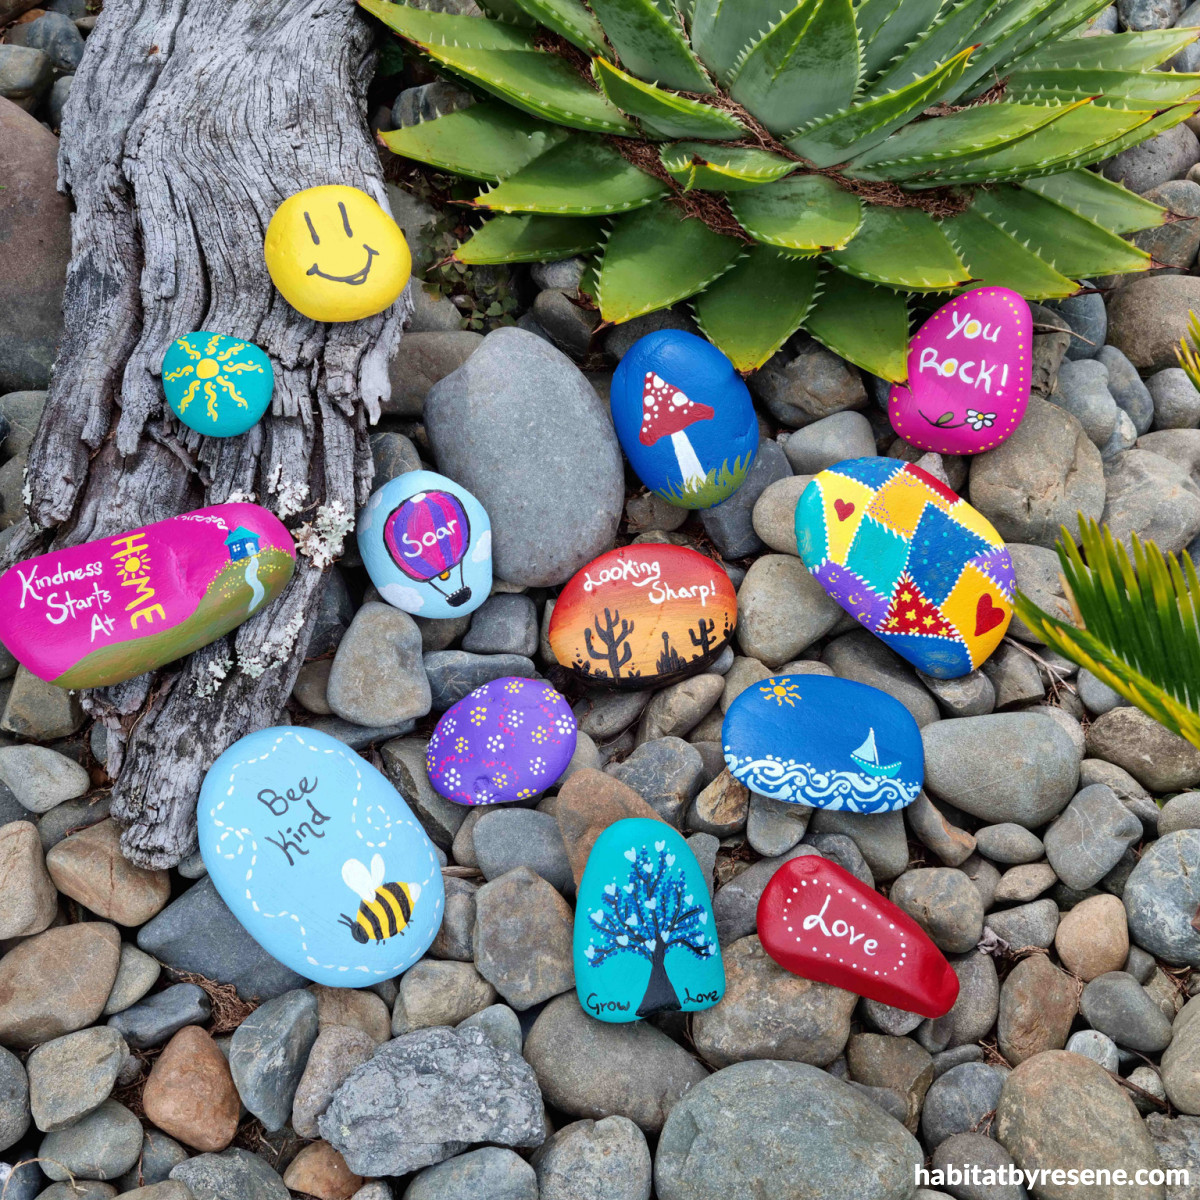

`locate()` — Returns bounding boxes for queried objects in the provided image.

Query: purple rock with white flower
[425,676,578,806]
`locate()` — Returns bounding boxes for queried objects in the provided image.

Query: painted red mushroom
[640,371,714,490]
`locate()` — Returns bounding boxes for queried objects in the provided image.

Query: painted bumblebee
[338,854,422,944]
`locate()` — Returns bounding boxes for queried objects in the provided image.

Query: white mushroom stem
[671,430,707,487]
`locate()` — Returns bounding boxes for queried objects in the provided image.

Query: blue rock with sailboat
[721,674,924,813]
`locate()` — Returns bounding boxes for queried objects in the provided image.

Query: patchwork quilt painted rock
[161,331,273,437]
[548,545,736,687]
[0,503,295,689]
[575,818,723,1022]
[722,675,923,813]
[610,330,758,509]
[426,677,577,806]
[757,856,959,1019]
[264,184,411,323]
[888,287,1031,456]
[796,458,1013,679]
[358,470,491,619]
[199,726,444,986]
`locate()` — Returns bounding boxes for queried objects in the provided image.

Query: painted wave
[724,752,921,813]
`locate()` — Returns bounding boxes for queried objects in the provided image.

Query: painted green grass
[55,547,294,689]
[654,454,753,510]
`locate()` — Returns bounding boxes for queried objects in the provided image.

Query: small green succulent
[363,0,1199,379]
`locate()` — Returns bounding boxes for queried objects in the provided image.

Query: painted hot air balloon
[384,490,472,607]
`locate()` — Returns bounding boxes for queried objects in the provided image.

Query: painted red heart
[975,593,1005,637]
[834,499,855,522]
[757,856,959,1019]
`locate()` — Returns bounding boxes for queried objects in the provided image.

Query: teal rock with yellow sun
[722,674,924,813]
[162,331,274,437]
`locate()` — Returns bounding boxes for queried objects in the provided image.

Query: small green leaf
[475,138,668,214]
[660,142,797,190]
[380,103,569,181]
[827,205,972,291]
[455,213,606,262]
[1021,170,1166,235]
[507,0,607,52]
[941,207,1080,299]
[691,0,797,82]
[804,270,909,381]
[730,0,861,134]
[598,204,743,323]
[858,0,942,80]
[593,58,746,139]
[587,0,714,91]
[1005,68,1200,109]
[971,184,1151,277]
[693,246,821,370]
[1014,27,1200,71]
[727,175,863,250]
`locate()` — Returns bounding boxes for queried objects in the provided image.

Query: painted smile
[307,245,378,286]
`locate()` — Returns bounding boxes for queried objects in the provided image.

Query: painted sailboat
[850,728,902,778]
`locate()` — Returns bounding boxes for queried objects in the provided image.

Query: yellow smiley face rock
[264,185,411,323]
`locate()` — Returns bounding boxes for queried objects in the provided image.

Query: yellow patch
[819,475,872,563]
[951,498,1006,548]
[867,470,953,538]
[940,563,1012,667]
[264,184,411,323]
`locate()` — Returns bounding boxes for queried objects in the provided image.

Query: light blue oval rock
[574,818,724,1023]
[611,330,757,509]
[198,727,444,986]
[358,469,491,619]
[722,675,924,813]
[161,332,273,437]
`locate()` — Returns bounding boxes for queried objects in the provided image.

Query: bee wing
[342,859,376,903]
[407,881,422,904]
[370,853,386,889]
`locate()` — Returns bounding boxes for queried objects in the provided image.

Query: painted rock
[426,676,577,806]
[0,503,295,689]
[548,545,736,688]
[888,286,1031,455]
[264,184,411,323]
[722,675,923,813]
[575,818,723,1022]
[199,727,443,986]
[796,458,1013,679]
[358,470,491,619]
[757,856,958,1019]
[161,331,273,438]
[610,330,757,509]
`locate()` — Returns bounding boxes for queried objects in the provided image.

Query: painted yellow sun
[117,555,146,578]
[163,333,263,421]
[759,679,803,707]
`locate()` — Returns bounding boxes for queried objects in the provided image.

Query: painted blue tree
[582,837,717,1017]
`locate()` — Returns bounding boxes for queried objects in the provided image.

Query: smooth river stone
[757,856,959,1019]
[161,331,273,438]
[426,676,577,806]
[610,330,758,509]
[722,674,923,813]
[548,544,736,688]
[0,502,295,689]
[358,469,491,619]
[198,726,444,986]
[575,818,723,1023]
[888,287,1031,455]
[796,457,1013,679]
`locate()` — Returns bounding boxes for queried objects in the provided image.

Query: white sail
[851,728,878,765]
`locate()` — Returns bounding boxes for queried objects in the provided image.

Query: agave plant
[363,0,1199,378]
[1015,518,1200,751]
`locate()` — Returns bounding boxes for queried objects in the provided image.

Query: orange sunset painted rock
[549,545,736,687]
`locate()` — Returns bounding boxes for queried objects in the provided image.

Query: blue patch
[827,456,905,490]
[877,631,973,679]
[906,504,991,606]
[796,483,828,565]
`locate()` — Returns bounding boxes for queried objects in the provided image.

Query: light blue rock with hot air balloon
[358,470,492,619]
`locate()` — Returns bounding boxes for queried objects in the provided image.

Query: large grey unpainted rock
[1124,829,1200,968]
[426,327,623,586]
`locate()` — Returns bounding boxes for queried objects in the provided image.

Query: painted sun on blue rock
[198,726,444,986]
[721,675,924,813]
[610,330,757,509]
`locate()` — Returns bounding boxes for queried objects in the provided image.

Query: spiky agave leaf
[1014,518,1200,751]
[364,0,1193,376]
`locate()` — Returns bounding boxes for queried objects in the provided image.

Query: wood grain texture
[4,0,408,867]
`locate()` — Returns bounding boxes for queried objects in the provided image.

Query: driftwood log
[3,0,406,867]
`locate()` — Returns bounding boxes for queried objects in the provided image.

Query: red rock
[756,855,959,1019]
[141,1026,239,1151]
[282,1139,363,1200]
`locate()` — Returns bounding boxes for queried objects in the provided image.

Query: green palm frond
[364,0,1196,377]
[1176,308,1200,392]
[1013,517,1200,750]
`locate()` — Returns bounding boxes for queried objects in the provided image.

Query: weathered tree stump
[4,0,406,867]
